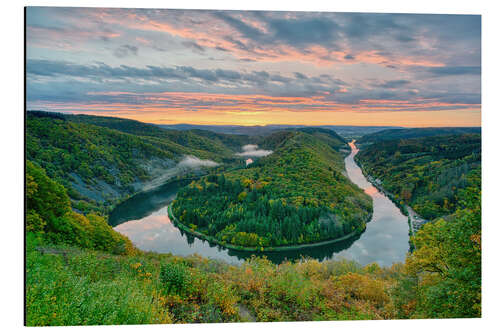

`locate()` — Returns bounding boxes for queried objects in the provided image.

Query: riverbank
[353,154,426,250]
[167,204,365,253]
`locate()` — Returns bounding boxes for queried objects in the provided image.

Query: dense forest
[357,127,481,144]
[172,130,372,248]
[26,111,247,214]
[356,134,481,219]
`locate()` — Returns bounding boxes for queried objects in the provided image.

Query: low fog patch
[236,144,273,157]
[178,156,219,168]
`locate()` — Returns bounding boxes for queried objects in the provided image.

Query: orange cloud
[28,89,481,127]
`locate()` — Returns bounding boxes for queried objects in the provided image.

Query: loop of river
[111,141,409,266]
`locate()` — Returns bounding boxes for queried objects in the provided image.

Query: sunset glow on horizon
[26,8,481,127]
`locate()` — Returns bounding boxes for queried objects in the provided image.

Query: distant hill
[63,114,247,157]
[319,125,402,140]
[187,129,251,151]
[357,127,481,144]
[253,127,347,153]
[158,124,278,136]
[293,127,347,149]
[158,123,401,140]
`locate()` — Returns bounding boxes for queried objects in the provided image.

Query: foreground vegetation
[26,158,481,324]
[172,130,372,248]
[26,116,481,325]
[356,134,481,220]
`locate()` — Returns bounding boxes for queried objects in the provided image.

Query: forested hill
[62,114,347,151]
[26,111,249,214]
[172,130,372,249]
[292,127,347,150]
[357,127,481,144]
[253,127,347,152]
[356,134,481,219]
[61,113,251,155]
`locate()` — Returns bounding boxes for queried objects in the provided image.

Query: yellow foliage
[333,272,390,308]
[237,191,248,202]
[130,262,142,270]
[296,260,327,280]
[241,178,253,187]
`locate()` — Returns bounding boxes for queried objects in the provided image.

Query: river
[112,141,410,266]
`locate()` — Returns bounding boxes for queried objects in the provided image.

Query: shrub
[160,262,189,294]
[26,210,46,233]
[205,281,239,318]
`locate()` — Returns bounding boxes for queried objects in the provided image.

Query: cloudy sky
[26,7,481,126]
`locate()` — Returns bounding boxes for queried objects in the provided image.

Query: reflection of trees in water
[179,226,363,265]
[179,228,231,252]
[182,230,196,246]
[227,233,362,264]
[108,180,191,226]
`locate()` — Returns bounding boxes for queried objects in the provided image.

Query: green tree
[405,185,481,318]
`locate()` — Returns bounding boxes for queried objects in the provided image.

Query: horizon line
[26,110,482,128]
[154,122,482,128]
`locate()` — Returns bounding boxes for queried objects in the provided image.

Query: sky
[26,7,481,126]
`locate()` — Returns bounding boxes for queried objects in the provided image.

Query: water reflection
[112,141,409,266]
[364,186,379,196]
[333,140,409,266]
[114,206,243,265]
[226,233,362,263]
[109,179,191,227]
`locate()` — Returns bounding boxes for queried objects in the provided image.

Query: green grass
[26,235,172,326]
